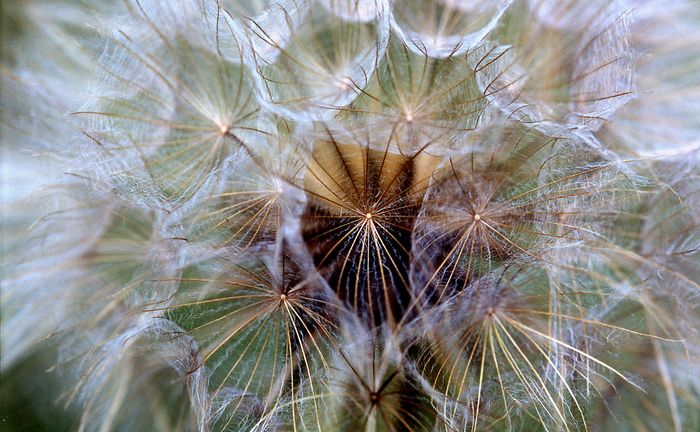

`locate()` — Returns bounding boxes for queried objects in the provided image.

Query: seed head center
[473,214,481,221]
[365,212,373,220]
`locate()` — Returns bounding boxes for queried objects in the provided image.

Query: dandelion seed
[336,35,488,153]
[301,136,439,326]
[391,0,513,58]
[472,0,635,131]
[249,1,389,121]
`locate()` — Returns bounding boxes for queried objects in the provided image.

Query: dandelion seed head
[4,0,700,430]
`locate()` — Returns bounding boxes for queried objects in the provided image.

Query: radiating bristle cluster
[1,0,699,431]
[301,139,438,326]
